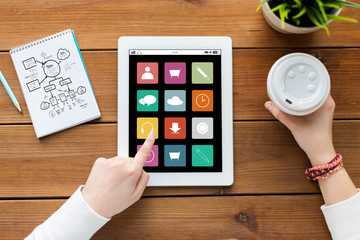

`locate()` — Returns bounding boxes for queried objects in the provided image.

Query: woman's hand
[265,95,358,206]
[82,130,155,218]
[265,95,336,166]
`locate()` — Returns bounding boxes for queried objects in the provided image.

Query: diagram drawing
[22,48,88,118]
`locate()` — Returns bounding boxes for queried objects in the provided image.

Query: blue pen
[0,70,22,112]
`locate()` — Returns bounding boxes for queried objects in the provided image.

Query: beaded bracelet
[313,163,344,181]
[305,154,343,182]
[305,154,342,178]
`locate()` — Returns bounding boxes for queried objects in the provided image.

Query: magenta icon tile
[165,62,186,84]
[137,145,159,167]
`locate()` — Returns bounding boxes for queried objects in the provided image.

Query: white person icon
[137,62,158,84]
[141,66,154,80]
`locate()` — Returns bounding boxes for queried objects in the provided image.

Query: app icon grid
[131,57,220,172]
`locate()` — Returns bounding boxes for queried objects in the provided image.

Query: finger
[265,101,297,129]
[306,95,335,125]
[132,170,149,199]
[318,94,335,114]
[134,130,156,167]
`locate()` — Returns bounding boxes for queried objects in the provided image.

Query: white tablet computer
[118,37,233,186]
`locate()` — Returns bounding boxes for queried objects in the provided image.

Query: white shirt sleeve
[25,185,110,240]
[321,189,360,240]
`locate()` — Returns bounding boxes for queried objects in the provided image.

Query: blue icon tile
[164,145,186,167]
[165,90,186,112]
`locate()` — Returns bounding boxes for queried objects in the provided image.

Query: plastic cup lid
[267,53,330,116]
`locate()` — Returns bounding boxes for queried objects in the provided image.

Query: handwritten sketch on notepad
[22,48,88,119]
[10,30,100,138]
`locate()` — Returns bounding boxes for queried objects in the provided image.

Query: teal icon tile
[192,145,213,167]
[137,90,158,112]
[192,62,213,84]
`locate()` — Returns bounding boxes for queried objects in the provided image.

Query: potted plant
[257,0,360,35]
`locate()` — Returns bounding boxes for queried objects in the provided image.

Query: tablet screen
[129,49,222,172]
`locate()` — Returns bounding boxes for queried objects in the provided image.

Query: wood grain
[0,0,359,50]
[0,1,359,238]
[0,121,359,198]
[1,48,360,123]
[0,195,330,240]
[234,48,360,120]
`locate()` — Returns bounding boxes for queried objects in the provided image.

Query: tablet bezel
[118,36,233,186]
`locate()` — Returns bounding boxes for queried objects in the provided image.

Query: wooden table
[0,1,360,239]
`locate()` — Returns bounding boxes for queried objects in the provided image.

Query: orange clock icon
[196,94,210,108]
[192,90,213,112]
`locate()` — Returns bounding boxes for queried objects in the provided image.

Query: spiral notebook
[10,30,101,138]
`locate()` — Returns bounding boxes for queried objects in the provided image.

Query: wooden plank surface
[1,1,359,238]
[1,48,360,123]
[0,195,330,239]
[0,1,360,50]
[1,121,359,198]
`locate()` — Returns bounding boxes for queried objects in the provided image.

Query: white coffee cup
[267,53,330,116]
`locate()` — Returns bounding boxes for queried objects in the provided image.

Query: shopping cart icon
[169,151,181,160]
[169,69,181,78]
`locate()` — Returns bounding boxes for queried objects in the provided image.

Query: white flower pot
[260,0,341,34]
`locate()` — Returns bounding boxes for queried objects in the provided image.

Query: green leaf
[327,14,358,22]
[307,9,330,36]
[293,18,301,25]
[284,8,291,20]
[309,5,327,25]
[316,0,328,21]
[256,0,271,12]
[270,3,288,13]
[291,0,302,8]
[293,0,302,6]
[322,4,341,10]
[280,7,288,28]
[333,0,360,8]
[258,0,360,35]
[292,6,307,19]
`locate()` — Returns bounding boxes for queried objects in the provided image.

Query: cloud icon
[57,48,70,60]
[167,96,183,106]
